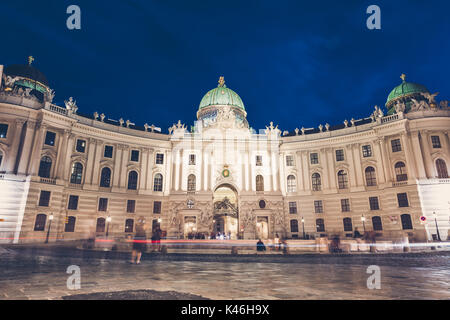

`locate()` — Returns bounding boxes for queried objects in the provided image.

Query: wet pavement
[0,247,449,300]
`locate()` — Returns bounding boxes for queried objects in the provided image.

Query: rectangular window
[0,123,8,138]
[397,193,409,207]
[68,195,79,210]
[362,145,372,157]
[431,136,441,149]
[127,200,136,213]
[391,139,402,152]
[369,196,380,210]
[156,153,164,164]
[153,201,162,214]
[286,155,294,167]
[310,153,319,164]
[44,131,56,146]
[256,155,262,166]
[130,150,140,162]
[39,191,51,207]
[314,200,323,213]
[341,199,350,212]
[289,202,297,214]
[335,149,345,162]
[98,198,108,211]
[189,154,196,165]
[104,145,113,158]
[75,139,86,153]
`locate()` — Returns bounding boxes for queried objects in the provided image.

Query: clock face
[222,169,230,177]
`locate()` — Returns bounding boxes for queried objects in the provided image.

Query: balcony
[40,177,56,185]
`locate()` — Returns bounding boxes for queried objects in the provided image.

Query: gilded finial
[400,73,406,82]
[218,76,225,87]
[28,56,34,66]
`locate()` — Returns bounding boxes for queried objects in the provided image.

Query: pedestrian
[274,233,280,251]
[353,227,362,238]
[153,227,162,252]
[256,239,266,252]
[130,219,148,264]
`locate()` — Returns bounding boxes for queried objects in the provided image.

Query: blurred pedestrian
[130,218,148,264]
[256,239,266,252]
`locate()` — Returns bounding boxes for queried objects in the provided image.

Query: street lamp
[106,216,112,237]
[301,217,305,239]
[432,212,442,242]
[45,214,54,244]
[361,215,366,233]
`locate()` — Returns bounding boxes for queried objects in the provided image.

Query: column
[345,144,357,188]
[164,150,171,193]
[112,144,123,187]
[63,133,76,181]
[411,131,427,179]
[301,151,310,191]
[5,119,25,173]
[379,138,392,183]
[203,151,208,191]
[91,140,104,186]
[55,130,70,180]
[322,148,332,191]
[28,123,46,176]
[139,148,148,190]
[419,130,433,178]
[271,150,278,191]
[373,139,386,185]
[351,143,364,187]
[146,148,154,190]
[209,151,213,191]
[178,149,183,191]
[17,121,38,175]
[248,149,253,191]
[119,146,130,188]
[401,132,417,180]
[84,138,97,185]
[296,151,304,191]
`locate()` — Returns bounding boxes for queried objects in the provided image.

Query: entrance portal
[256,216,269,240]
[213,184,238,239]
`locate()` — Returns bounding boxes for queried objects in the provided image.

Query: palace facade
[0,61,449,244]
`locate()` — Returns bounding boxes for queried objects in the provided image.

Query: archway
[212,184,239,239]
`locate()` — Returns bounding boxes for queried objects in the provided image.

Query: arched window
[436,159,449,179]
[187,174,196,192]
[287,175,296,193]
[259,200,266,209]
[316,218,325,232]
[127,171,138,190]
[154,173,163,192]
[70,162,83,184]
[401,214,413,230]
[100,167,111,187]
[256,175,264,191]
[343,217,353,232]
[365,166,377,186]
[395,162,407,182]
[96,218,106,233]
[290,220,299,233]
[34,214,47,231]
[312,173,321,191]
[125,219,134,233]
[372,216,383,231]
[38,156,52,178]
[337,170,348,189]
[64,216,76,232]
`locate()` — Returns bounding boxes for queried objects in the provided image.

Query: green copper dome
[199,77,245,111]
[386,74,429,107]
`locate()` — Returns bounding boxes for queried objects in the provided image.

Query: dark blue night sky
[1,1,449,132]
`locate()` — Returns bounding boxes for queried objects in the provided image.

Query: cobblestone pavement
[0,248,449,300]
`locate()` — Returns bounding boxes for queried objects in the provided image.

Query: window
[286,155,294,166]
[189,154,196,165]
[130,150,140,162]
[316,219,325,232]
[372,216,383,231]
[153,201,162,214]
[68,195,79,210]
[365,166,377,186]
[39,191,51,207]
[401,214,413,230]
[341,199,350,212]
[104,145,113,158]
[362,145,372,157]
[256,155,262,166]
[44,131,56,146]
[127,171,138,190]
[100,167,111,187]
[127,200,136,213]
[256,175,264,191]
[289,202,297,214]
[156,153,164,164]
[343,218,353,232]
[436,159,449,178]
[0,123,9,138]
[290,220,299,233]
[259,200,266,209]
[312,173,321,191]
[98,198,108,211]
[431,136,441,149]
[337,170,348,189]
[34,214,47,231]
[65,216,76,232]
[96,218,106,233]
[335,149,344,162]
[187,174,196,192]
[314,200,323,213]
[369,196,379,210]
[287,175,296,193]
[395,162,408,182]
[70,162,83,184]
[153,173,163,191]
[75,139,86,153]
[310,153,319,164]
[38,156,52,178]
[391,139,402,152]
[397,193,409,207]
[125,219,134,233]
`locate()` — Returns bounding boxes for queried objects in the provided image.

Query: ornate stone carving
[64,97,78,113]
[410,99,429,112]
[394,101,406,113]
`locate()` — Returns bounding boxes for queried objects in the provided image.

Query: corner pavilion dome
[199,77,245,111]
[386,74,429,108]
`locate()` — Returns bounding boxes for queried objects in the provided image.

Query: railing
[68,183,83,189]
[40,177,56,185]
[46,103,68,115]
[392,181,408,187]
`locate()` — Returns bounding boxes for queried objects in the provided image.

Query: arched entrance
[213,184,239,239]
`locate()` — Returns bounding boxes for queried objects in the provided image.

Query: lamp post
[361,215,366,233]
[301,217,305,239]
[45,214,54,244]
[433,211,441,242]
[106,216,112,237]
